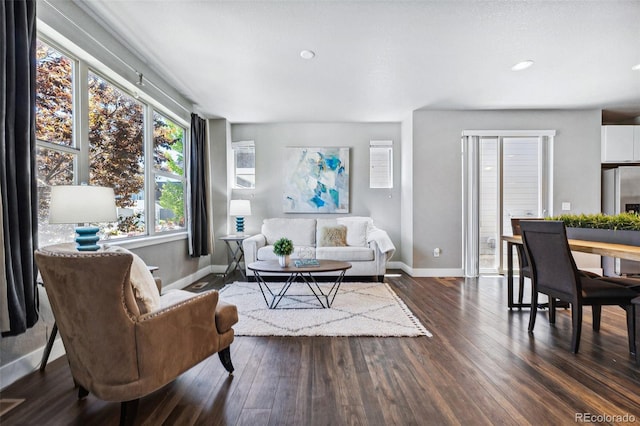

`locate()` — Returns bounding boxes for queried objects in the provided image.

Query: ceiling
[75,0,640,123]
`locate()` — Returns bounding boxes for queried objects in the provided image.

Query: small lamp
[229,199,251,234]
[48,185,117,251]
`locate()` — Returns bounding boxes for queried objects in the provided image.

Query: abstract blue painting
[283,147,350,213]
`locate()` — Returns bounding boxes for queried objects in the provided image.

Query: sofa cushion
[103,245,161,314]
[262,218,316,246]
[336,217,369,247]
[318,225,347,247]
[316,246,374,262]
[258,245,316,261]
[337,216,374,228]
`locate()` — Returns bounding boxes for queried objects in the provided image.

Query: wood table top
[248,259,352,273]
[502,235,640,262]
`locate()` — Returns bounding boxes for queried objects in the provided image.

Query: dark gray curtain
[189,113,209,257]
[1,0,39,336]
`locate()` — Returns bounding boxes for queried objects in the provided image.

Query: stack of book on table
[294,259,320,267]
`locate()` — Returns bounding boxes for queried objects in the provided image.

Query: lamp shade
[229,199,252,217]
[49,185,117,224]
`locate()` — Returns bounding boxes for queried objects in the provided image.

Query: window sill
[103,232,188,250]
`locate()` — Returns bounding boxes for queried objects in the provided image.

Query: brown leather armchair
[35,244,238,425]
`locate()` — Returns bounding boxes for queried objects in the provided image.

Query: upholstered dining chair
[511,217,603,307]
[35,244,238,426]
[510,218,538,305]
[519,221,637,354]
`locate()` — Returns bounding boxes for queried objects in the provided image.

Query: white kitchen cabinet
[601,125,640,162]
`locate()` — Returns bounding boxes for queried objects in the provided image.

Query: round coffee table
[247,260,352,309]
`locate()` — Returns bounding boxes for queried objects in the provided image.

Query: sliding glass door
[463,131,554,277]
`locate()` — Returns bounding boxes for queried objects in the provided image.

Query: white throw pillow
[103,245,161,314]
[336,218,368,247]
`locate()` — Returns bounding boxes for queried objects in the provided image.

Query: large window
[35,38,187,246]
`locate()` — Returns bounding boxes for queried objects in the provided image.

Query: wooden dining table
[502,235,640,309]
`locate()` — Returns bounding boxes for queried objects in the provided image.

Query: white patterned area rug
[219,281,432,337]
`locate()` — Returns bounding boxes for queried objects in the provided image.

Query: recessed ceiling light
[300,50,315,60]
[632,63,640,71]
[511,60,534,71]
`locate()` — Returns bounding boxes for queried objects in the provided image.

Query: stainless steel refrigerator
[602,166,640,276]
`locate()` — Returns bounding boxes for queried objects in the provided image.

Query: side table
[220,235,250,279]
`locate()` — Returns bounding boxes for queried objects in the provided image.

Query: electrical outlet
[433,248,441,257]
[562,202,571,211]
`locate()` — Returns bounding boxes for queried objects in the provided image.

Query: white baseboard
[162,265,215,291]
[0,337,65,391]
[394,262,464,277]
[211,264,229,274]
[410,268,464,277]
[387,261,404,270]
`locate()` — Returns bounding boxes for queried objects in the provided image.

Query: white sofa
[243,217,395,282]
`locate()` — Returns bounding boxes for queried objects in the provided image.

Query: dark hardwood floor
[2,272,640,425]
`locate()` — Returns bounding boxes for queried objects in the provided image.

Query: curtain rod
[43,0,192,115]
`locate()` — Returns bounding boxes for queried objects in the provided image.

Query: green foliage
[159,182,185,224]
[273,237,294,256]
[87,71,144,209]
[548,212,640,231]
[114,213,144,235]
[153,113,184,176]
[36,41,186,240]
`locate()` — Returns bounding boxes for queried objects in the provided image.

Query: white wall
[229,122,402,260]
[411,109,603,272]
[209,118,232,268]
[400,115,414,268]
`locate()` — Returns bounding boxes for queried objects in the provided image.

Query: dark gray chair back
[519,220,579,302]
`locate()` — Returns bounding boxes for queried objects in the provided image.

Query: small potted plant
[273,237,294,267]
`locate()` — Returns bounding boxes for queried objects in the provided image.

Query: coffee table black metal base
[248,260,352,309]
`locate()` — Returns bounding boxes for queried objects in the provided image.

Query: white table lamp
[49,185,117,251]
[229,199,251,234]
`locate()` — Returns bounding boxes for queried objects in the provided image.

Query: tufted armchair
[35,244,238,425]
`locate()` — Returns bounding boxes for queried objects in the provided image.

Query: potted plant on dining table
[273,237,294,267]
[549,212,640,245]
[550,212,640,277]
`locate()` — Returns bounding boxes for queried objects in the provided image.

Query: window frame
[152,110,187,233]
[369,140,393,189]
[231,140,256,189]
[35,33,189,247]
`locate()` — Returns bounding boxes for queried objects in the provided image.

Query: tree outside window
[35,37,188,246]
[35,40,76,246]
[153,112,186,232]
[88,71,146,238]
